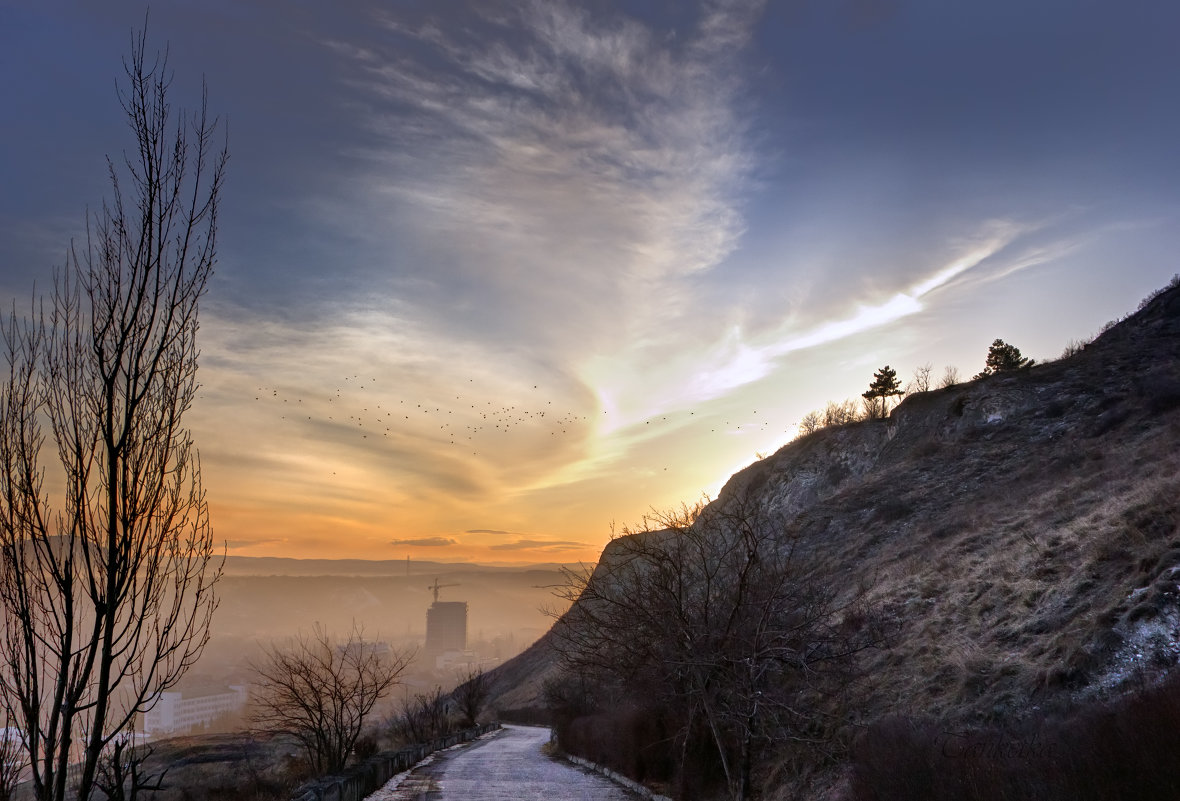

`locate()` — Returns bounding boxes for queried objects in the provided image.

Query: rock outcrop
[486,280,1180,792]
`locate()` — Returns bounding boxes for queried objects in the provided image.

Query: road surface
[367,724,641,800]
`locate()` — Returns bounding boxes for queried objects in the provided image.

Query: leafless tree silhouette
[93,738,166,801]
[0,712,27,801]
[910,362,933,394]
[0,23,226,801]
[393,686,452,745]
[251,625,412,775]
[451,665,490,727]
[550,494,883,800]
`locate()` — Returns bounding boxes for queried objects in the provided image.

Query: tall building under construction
[425,600,467,654]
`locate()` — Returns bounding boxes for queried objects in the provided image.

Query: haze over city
[3,0,1179,562]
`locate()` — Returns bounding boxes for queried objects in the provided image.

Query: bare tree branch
[251,625,412,776]
[0,21,225,801]
[392,687,454,746]
[450,666,490,728]
[548,493,885,800]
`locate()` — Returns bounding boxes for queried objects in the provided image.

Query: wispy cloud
[489,538,588,552]
[190,0,768,518]
[326,1,761,358]
[585,219,1030,437]
[391,537,457,547]
[225,538,286,550]
[7,0,1180,564]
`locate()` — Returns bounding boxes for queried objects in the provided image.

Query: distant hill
[485,279,1180,798]
[223,556,570,576]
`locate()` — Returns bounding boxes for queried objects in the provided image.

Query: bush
[1141,372,1180,415]
[848,672,1180,801]
[352,734,378,761]
[1060,338,1089,359]
[1138,274,1180,311]
[391,687,456,745]
[796,399,863,440]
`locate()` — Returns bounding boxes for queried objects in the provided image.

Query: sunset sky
[3,1,1179,563]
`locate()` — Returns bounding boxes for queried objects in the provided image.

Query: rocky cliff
[486,280,1180,790]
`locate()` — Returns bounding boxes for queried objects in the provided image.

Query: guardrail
[290,723,500,801]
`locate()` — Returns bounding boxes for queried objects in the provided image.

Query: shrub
[1060,338,1089,359]
[1138,274,1180,310]
[848,672,1180,801]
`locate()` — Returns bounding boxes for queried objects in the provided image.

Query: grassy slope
[487,284,1180,796]
[759,284,1180,727]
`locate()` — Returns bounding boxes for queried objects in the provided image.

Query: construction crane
[427,578,460,603]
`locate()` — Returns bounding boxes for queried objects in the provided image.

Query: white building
[142,685,248,736]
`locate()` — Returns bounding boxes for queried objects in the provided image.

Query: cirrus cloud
[390,537,457,547]
[489,538,587,551]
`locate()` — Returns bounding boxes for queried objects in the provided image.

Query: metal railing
[290,723,501,801]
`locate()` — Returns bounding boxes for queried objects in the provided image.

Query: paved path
[367,724,640,801]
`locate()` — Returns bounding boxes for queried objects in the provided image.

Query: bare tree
[909,363,933,394]
[0,24,225,801]
[0,717,27,801]
[93,738,165,801]
[393,687,452,745]
[823,399,861,427]
[451,666,490,727]
[550,495,882,801]
[939,365,960,388]
[798,410,823,437]
[251,625,412,775]
[799,399,861,439]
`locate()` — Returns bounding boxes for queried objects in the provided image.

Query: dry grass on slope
[126,732,310,801]
[843,421,1180,726]
[483,628,564,721]
[722,285,1180,736]
[487,282,1180,799]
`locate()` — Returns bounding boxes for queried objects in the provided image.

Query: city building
[142,685,248,736]
[425,600,468,656]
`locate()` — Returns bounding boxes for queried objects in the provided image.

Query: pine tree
[974,339,1034,379]
[862,365,904,419]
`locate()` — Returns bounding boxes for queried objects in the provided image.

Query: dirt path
[366,724,641,801]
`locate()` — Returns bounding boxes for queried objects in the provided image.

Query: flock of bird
[252,374,787,476]
[253,376,594,455]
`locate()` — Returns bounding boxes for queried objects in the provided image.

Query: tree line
[799,338,1037,436]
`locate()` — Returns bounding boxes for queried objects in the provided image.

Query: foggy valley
[175,558,568,716]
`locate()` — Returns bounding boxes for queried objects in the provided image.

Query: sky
[2,0,1179,563]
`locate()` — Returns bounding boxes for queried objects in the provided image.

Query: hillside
[485,280,1180,796]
